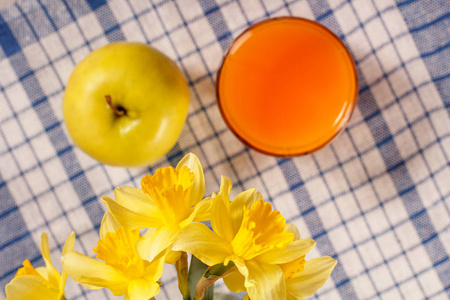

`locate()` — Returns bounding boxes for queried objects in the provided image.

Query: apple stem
[105,95,126,116]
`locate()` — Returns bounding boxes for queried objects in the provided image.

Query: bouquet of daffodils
[5,153,336,300]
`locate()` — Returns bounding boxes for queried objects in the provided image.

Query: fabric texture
[0,0,449,299]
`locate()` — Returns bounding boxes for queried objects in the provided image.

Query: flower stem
[176,252,191,300]
[194,266,237,300]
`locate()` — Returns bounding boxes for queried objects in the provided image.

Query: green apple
[63,42,189,167]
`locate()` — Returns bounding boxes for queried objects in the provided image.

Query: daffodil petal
[40,233,60,289]
[62,251,128,295]
[172,223,233,266]
[229,188,262,233]
[176,153,205,206]
[192,197,212,222]
[287,257,337,297]
[211,177,235,241]
[103,196,163,229]
[100,212,121,238]
[136,225,178,262]
[144,255,165,282]
[286,223,301,240]
[255,239,316,264]
[5,275,60,300]
[223,270,246,293]
[114,186,159,214]
[127,279,160,300]
[244,260,286,300]
[60,231,75,292]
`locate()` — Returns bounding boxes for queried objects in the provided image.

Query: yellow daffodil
[102,153,210,262]
[172,176,317,300]
[221,223,337,300]
[62,217,165,300]
[5,232,75,300]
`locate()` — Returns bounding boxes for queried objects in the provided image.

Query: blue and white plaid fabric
[1,0,449,299]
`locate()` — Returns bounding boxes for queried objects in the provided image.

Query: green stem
[176,252,191,300]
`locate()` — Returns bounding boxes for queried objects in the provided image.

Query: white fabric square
[128,0,151,14]
[389,256,414,282]
[23,42,48,70]
[221,130,244,157]
[314,147,338,171]
[189,18,215,48]
[400,93,424,123]
[324,168,348,195]
[333,131,358,162]
[355,183,379,212]
[418,83,442,111]
[352,0,376,23]
[202,137,226,166]
[139,10,165,41]
[372,78,396,108]
[53,56,74,85]
[77,12,103,41]
[370,264,395,291]
[38,191,63,221]
[360,53,384,85]
[14,144,37,171]
[407,245,433,273]
[328,225,352,252]
[85,166,111,196]
[0,93,12,122]
[366,207,390,235]
[384,197,409,226]
[335,192,359,220]
[347,217,371,243]
[182,52,208,81]
[394,34,420,61]
[43,158,68,186]
[178,0,203,21]
[343,158,368,188]
[121,20,146,42]
[346,28,372,61]
[8,176,32,205]
[435,167,450,196]
[273,193,299,220]
[317,201,341,229]
[394,129,419,158]
[261,167,288,197]
[358,240,384,268]
[412,119,436,149]
[377,43,401,73]
[30,133,56,162]
[109,0,134,23]
[373,0,395,11]
[334,3,359,34]
[340,248,365,277]
[350,122,375,153]
[151,36,177,60]
[365,18,391,49]
[418,269,444,296]
[0,59,17,86]
[304,176,331,204]
[395,221,421,250]
[171,27,197,57]
[430,110,450,137]
[382,9,409,37]
[0,152,20,181]
[362,148,386,178]
[18,109,43,139]
[294,156,320,180]
[67,207,94,234]
[158,1,183,31]
[289,0,315,19]
[24,167,49,195]
[406,154,429,184]
[104,165,131,187]
[240,0,265,21]
[372,174,397,202]
[423,143,446,173]
[5,82,29,112]
[377,231,402,259]
[406,58,432,87]
[54,182,81,211]
[41,32,66,61]
[19,201,45,230]
[221,2,247,33]
[60,23,84,51]
[36,66,61,95]
[353,274,377,299]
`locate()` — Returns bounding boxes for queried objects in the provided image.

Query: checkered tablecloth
[1,0,449,299]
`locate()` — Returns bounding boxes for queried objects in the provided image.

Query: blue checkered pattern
[1,0,449,299]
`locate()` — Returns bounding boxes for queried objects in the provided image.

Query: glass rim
[215,16,359,157]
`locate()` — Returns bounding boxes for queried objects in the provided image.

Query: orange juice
[217,17,358,156]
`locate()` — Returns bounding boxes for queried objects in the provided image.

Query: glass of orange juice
[216,17,358,156]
